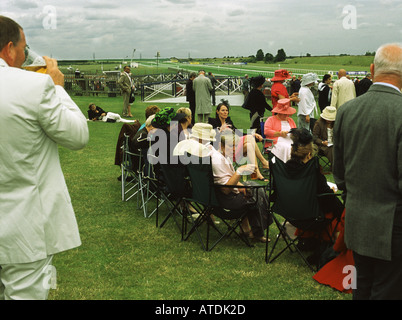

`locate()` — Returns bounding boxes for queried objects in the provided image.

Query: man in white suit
[0,16,89,300]
[330,69,356,109]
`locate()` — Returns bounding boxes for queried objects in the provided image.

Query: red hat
[271,69,291,82]
[271,98,296,115]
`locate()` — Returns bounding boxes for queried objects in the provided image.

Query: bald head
[338,69,347,78]
[371,43,402,88]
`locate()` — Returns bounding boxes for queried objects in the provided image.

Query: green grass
[47,95,350,300]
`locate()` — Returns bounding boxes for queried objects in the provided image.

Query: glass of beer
[22,46,47,73]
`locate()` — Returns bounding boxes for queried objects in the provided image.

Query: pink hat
[270,69,291,82]
[271,98,296,115]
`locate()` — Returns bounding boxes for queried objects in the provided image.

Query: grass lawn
[48,94,350,301]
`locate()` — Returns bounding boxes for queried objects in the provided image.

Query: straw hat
[320,106,337,121]
[301,73,318,86]
[271,98,296,115]
[270,69,291,82]
[190,123,216,142]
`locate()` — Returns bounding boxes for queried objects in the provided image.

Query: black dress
[246,88,272,134]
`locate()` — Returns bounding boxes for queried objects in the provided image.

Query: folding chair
[158,163,192,236]
[265,156,341,271]
[316,147,331,172]
[184,155,266,251]
[121,133,142,203]
[139,146,167,219]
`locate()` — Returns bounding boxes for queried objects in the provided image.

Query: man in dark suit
[356,73,372,96]
[333,43,402,300]
[186,72,196,125]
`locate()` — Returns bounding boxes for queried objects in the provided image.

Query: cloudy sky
[2,0,402,60]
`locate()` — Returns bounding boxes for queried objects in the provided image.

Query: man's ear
[370,63,374,78]
[0,41,16,66]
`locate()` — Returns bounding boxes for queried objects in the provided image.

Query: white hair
[374,43,402,78]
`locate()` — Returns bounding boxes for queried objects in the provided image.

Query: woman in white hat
[312,106,336,166]
[297,73,319,132]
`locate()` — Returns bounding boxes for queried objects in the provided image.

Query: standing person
[356,73,372,96]
[242,74,250,102]
[318,74,333,112]
[118,65,134,117]
[207,71,217,106]
[0,16,89,300]
[297,73,318,132]
[193,69,212,123]
[245,75,272,135]
[270,69,299,109]
[330,69,356,109]
[333,43,402,300]
[186,72,197,125]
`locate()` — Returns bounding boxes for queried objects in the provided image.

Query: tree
[264,53,274,63]
[256,49,264,61]
[274,48,287,62]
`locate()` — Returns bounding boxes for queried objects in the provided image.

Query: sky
[2,0,402,60]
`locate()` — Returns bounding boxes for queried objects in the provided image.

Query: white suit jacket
[0,58,89,264]
[330,76,356,109]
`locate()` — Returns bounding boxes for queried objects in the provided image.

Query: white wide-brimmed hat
[320,106,337,121]
[173,139,212,157]
[301,73,318,86]
[190,123,216,142]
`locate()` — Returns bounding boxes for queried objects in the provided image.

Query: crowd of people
[1,14,401,301]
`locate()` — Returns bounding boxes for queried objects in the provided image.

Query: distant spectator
[186,72,197,125]
[193,70,212,123]
[330,69,356,109]
[356,73,372,96]
[318,74,333,112]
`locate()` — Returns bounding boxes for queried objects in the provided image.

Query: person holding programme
[263,98,297,163]
[312,106,336,167]
[0,16,89,300]
[333,43,402,300]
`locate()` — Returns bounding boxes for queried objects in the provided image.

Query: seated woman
[313,106,336,167]
[176,107,193,140]
[210,130,271,242]
[263,98,297,163]
[286,128,344,263]
[87,103,135,123]
[208,100,269,181]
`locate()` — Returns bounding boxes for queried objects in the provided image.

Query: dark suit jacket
[333,83,402,260]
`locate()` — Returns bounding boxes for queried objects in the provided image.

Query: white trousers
[103,112,135,123]
[0,255,54,300]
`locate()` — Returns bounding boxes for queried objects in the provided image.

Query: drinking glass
[22,47,47,73]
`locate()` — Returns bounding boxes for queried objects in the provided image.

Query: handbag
[129,88,135,103]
